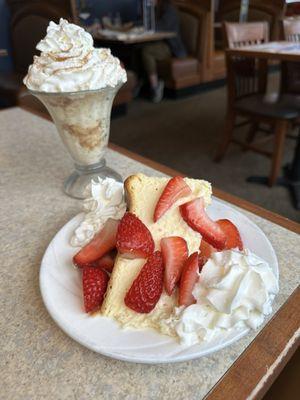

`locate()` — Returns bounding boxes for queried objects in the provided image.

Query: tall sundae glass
[23,19,127,199]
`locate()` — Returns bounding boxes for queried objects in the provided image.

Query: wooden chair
[215,22,299,186]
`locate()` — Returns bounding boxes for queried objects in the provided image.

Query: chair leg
[243,122,258,151]
[214,112,236,162]
[269,120,288,187]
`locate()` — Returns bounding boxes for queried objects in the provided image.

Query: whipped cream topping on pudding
[162,249,279,345]
[23,19,127,166]
[24,18,127,92]
[71,177,126,247]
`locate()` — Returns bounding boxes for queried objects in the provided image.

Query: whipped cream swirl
[70,177,126,247]
[163,249,278,346]
[24,19,127,92]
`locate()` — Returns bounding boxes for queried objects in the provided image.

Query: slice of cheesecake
[101,174,212,336]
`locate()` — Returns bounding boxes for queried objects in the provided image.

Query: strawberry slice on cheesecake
[154,176,192,222]
[82,267,109,313]
[179,252,200,306]
[180,197,227,250]
[116,212,154,258]
[198,219,244,266]
[161,236,188,296]
[73,218,119,268]
[125,251,164,313]
[217,219,243,251]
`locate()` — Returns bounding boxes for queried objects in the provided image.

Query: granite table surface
[1,108,299,400]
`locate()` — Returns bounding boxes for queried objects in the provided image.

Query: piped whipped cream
[70,177,126,247]
[24,18,127,92]
[162,249,278,346]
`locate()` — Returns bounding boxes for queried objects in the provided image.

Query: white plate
[40,198,278,364]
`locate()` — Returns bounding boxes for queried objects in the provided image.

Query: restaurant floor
[111,76,300,223]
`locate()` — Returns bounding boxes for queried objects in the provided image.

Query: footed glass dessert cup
[30,84,123,199]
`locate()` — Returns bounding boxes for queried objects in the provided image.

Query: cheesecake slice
[101,174,212,335]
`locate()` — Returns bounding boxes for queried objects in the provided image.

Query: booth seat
[158,0,210,91]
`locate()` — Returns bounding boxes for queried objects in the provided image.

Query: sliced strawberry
[197,220,243,268]
[217,219,243,250]
[92,251,116,272]
[82,267,109,313]
[180,198,226,250]
[161,236,188,295]
[154,176,192,222]
[200,239,215,259]
[73,219,119,267]
[73,250,116,271]
[198,255,206,272]
[199,239,216,268]
[116,212,154,258]
[124,251,164,313]
[179,252,199,306]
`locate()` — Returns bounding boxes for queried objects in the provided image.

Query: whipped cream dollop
[24,18,127,92]
[163,249,278,346]
[70,177,126,247]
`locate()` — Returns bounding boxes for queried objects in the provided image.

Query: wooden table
[227,41,300,209]
[227,41,300,62]
[93,30,176,45]
[92,30,176,76]
[1,107,299,400]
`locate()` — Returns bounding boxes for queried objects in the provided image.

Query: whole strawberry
[124,251,164,313]
[82,267,109,313]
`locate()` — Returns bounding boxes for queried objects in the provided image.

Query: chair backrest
[283,17,300,41]
[223,22,269,107]
[223,21,269,48]
[174,0,210,61]
[281,18,300,94]
[217,0,283,40]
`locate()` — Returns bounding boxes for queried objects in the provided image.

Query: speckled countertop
[1,108,299,400]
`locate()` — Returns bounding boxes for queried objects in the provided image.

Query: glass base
[63,160,123,200]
